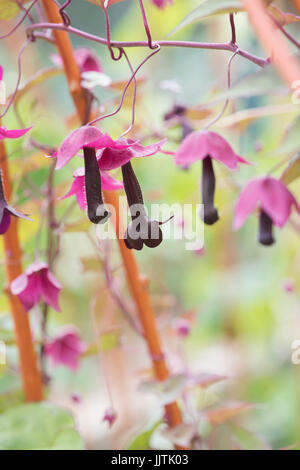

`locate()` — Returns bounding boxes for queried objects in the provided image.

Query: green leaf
[127,421,160,450]
[276,117,300,157]
[100,331,119,352]
[169,0,273,36]
[0,0,31,21]
[229,423,271,450]
[0,402,84,450]
[0,0,20,20]
[281,154,300,185]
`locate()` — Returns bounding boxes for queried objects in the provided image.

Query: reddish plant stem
[26,23,268,68]
[41,1,88,121]
[293,0,300,14]
[105,191,183,428]
[0,136,43,402]
[102,5,123,61]
[268,13,300,51]
[229,13,236,44]
[138,0,156,49]
[40,0,183,430]
[242,0,300,87]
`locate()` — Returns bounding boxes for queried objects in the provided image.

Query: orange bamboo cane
[0,138,43,401]
[293,0,300,14]
[41,0,183,428]
[242,0,300,87]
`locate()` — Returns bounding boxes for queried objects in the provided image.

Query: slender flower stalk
[0,133,43,402]
[138,0,156,49]
[41,0,183,432]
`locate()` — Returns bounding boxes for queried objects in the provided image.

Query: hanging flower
[164,104,193,140]
[121,161,165,250]
[10,261,62,312]
[0,172,30,235]
[52,47,103,73]
[52,48,110,90]
[56,126,166,170]
[174,130,249,225]
[234,176,299,246]
[44,327,86,371]
[56,126,167,249]
[60,166,123,210]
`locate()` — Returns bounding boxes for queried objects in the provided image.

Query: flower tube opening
[122,161,163,250]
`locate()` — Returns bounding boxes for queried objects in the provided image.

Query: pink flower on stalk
[234,177,299,246]
[175,130,247,170]
[151,0,173,8]
[174,130,249,225]
[0,125,32,141]
[52,47,103,73]
[11,262,62,312]
[60,167,123,210]
[56,126,166,171]
[56,126,167,250]
[0,173,30,234]
[45,327,86,371]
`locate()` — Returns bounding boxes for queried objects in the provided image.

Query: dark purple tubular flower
[164,104,186,121]
[234,176,300,246]
[258,210,274,246]
[201,156,219,225]
[56,126,167,246]
[174,131,250,226]
[122,161,163,251]
[83,146,111,224]
[164,104,193,141]
[0,173,30,234]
